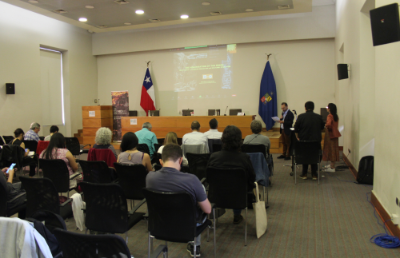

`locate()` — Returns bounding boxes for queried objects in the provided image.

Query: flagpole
[147,61,151,67]
[266,53,272,61]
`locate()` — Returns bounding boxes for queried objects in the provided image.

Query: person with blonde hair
[93,127,117,159]
[158,132,188,166]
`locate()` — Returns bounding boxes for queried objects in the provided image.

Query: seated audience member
[203,118,223,140]
[146,144,211,257]
[158,132,188,166]
[39,133,79,187]
[207,125,256,224]
[182,121,209,148]
[44,125,59,141]
[12,128,37,177]
[93,127,118,160]
[243,120,271,158]
[0,167,26,212]
[135,122,158,159]
[24,122,41,142]
[118,132,152,171]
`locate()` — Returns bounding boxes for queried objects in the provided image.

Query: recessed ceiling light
[202,2,210,5]
[85,5,94,9]
[180,14,189,19]
[124,22,131,25]
[148,19,161,23]
[135,10,144,14]
[210,11,221,16]
[52,9,67,14]
[28,0,39,3]
[79,17,87,22]
[245,9,253,12]
[113,0,129,5]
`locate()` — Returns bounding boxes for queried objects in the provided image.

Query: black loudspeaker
[6,83,15,94]
[370,3,400,46]
[337,64,348,80]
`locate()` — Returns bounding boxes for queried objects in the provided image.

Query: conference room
[1,0,399,257]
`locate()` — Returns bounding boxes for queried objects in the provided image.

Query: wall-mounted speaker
[370,3,400,46]
[6,83,15,94]
[337,64,349,80]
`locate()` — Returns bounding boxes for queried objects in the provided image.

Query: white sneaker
[324,167,335,173]
[323,165,331,169]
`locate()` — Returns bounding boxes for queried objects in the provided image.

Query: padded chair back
[137,144,150,155]
[27,210,66,233]
[154,143,161,154]
[78,160,114,183]
[36,141,50,156]
[293,141,321,165]
[207,167,248,210]
[208,139,222,153]
[3,136,14,144]
[0,144,25,170]
[0,137,4,146]
[0,175,8,216]
[143,188,197,243]
[19,177,60,217]
[114,163,147,200]
[40,159,70,193]
[182,144,208,157]
[185,153,211,180]
[212,143,222,153]
[241,144,266,157]
[39,136,45,141]
[65,137,81,156]
[24,140,38,154]
[79,182,128,233]
[54,228,132,258]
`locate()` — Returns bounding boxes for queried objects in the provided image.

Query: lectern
[82,106,113,146]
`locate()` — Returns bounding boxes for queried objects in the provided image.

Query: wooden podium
[82,105,113,146]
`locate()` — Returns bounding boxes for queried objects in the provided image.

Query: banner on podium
[111,91,129,142]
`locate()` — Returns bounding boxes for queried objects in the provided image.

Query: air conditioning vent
[278,5,290,10]
[52,9,67,14]
[113,0,129,5]
[210,11,222,16]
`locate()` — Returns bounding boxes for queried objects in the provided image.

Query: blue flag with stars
[259,61,277,131]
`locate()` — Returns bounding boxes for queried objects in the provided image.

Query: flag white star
[145,77,151,83]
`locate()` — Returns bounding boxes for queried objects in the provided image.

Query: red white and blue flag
[140,68,156,116]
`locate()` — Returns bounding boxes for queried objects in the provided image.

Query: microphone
[224,106,228,116]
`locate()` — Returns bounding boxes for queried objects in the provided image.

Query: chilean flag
[140,68,156,116]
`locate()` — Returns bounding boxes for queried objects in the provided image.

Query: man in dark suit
[295,101,325,180]
[277,102,294,160]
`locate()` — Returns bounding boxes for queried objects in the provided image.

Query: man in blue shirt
[135,122,158,159]
[24,122,40,142]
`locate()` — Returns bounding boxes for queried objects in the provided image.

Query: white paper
[272,116,280,122]
[89,111,95,117]
[130,119,137,125]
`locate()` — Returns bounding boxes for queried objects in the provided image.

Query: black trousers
[22,156,37,177]
[302,164,318,177]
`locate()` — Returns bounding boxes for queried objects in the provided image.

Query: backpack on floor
[356,156,374,185]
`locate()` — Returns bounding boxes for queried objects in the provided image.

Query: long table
[121,116,255,139]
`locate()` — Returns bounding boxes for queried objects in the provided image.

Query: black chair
[153,153,162,171]
[208,139,222,153]
[78,160,115,183]
[0,176,26,218]
[19,177,72,219]
[39,136,45,141]
[54,228,132,258]
[65,137,90,158]
[27,210,67,233]
[24,140,38,154]
[3,136,14,144]
[154,143,161,153]
[40,159,81,197]
[137,144,150,156]
[0,144,25,170]
[241,144,266,157]
[114,163,147,202]
[212,143,222,153]
[79,182,145,243]
[293,141,322,184]
[186,153,211,181]
[143,188,215,258]
[152,144,161,164]
[0,137,5,146]
[207,167,250,246]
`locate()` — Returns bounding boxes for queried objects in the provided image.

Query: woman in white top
[158,132,188,166]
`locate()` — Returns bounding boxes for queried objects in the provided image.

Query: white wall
[0,0,97,137]
[97,39,336,121]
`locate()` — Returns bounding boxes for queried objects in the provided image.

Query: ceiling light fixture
[113,0,129,5]
[180,14,189,19]
[202,2,210,5]
[52,9,67,14]
[85,5,94,9]
[245,9,253,12]
[210,11,221,16]
[148,19,161,23]
[135,10,144,14]
[79,17,87,22]
[124,22,131,25]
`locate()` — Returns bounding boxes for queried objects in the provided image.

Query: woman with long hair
[117,132,152,171]
[322,103,342,172]
[157,132,188,166]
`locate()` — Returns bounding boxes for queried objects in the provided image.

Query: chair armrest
[128,199,146,215]
[70,172,81,180]
[60,198,72,207]
[200,178,206,184]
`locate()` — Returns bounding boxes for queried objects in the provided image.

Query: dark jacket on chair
[280,110,294,135]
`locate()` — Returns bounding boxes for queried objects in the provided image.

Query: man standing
[182,121,209,151]
[146,144,211,257]
[135,122,158,159]
[203,118,223,140]
[24,122,40,142]
[277,103,294,160]
[295,101,325,180]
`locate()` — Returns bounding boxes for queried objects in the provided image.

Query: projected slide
[173,44,236,92]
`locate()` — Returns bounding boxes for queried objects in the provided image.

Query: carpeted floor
[63,153,400,257]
